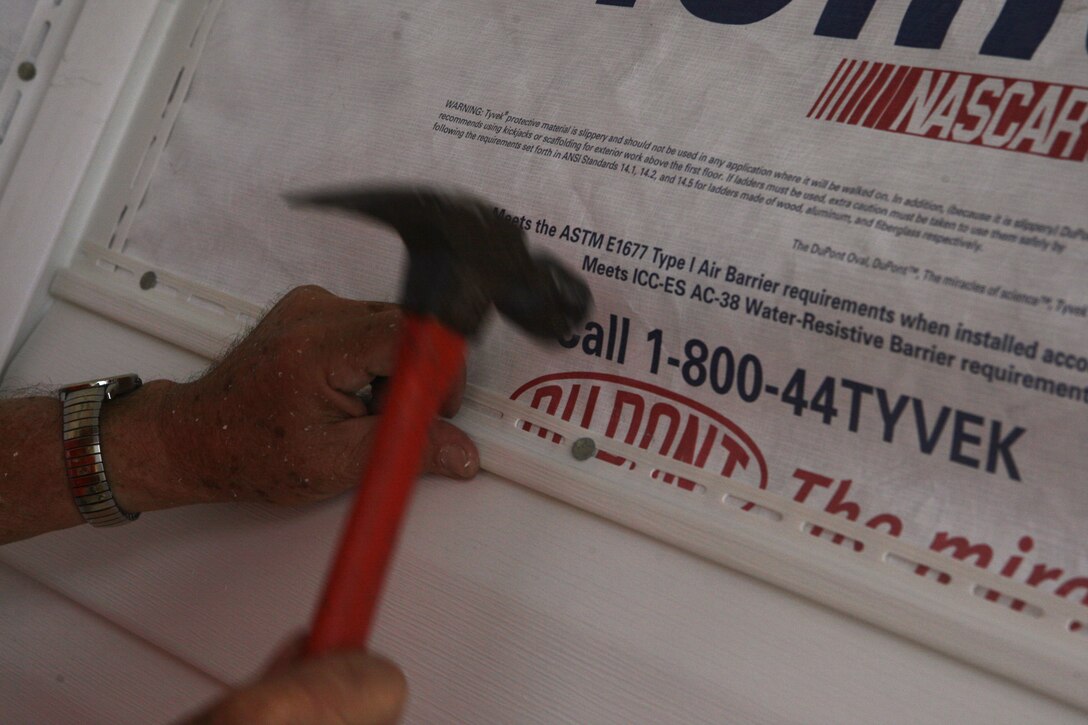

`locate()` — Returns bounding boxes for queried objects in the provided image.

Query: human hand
[104,285,479,512]
[184,641,406,725]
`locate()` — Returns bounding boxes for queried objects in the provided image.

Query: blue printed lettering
[598,0,1080,60]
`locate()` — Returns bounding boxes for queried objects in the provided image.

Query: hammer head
[287,186,592,339]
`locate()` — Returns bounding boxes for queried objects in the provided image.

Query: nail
[439,444,473,478]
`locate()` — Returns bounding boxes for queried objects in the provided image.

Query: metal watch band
[59,375,143,527]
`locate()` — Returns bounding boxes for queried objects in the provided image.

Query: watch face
[61,375,142,399]
[106,374,143,400]
[62,378,110,393]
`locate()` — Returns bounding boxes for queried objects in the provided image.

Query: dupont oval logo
[510,372,769,490]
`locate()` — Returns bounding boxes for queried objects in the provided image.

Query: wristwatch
[58,375,143,527]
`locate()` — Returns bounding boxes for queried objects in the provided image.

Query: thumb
[423,418,480,480]
[331,416,480,485]
[186,651,406,725]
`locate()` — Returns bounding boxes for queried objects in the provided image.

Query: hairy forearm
[0,380,195,544]
[0,395,82,543]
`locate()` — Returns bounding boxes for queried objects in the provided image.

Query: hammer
[288,186,591,655]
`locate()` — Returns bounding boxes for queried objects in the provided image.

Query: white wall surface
[0,561,222,724]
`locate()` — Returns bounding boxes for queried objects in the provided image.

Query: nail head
[572,437,596,461]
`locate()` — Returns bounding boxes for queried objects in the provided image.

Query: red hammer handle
[306,315,466,656]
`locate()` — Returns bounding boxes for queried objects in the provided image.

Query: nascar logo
[809,58,1088,162]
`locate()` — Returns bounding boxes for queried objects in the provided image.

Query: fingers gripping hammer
[288,187,592,655]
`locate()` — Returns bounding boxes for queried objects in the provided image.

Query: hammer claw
[286,185,592,337]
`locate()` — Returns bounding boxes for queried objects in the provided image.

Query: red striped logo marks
[809,59,1088,162]
[511,372,769,491]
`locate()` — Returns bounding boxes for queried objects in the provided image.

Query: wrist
[99,379,196,512]
[0,397,82,543]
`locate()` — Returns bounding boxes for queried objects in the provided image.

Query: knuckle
[366,307,404,337]
[376,658,408,703]
[352,655,408,720]
[377,672,409,719]
[290,284,332,301]
[272,285,333,316]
